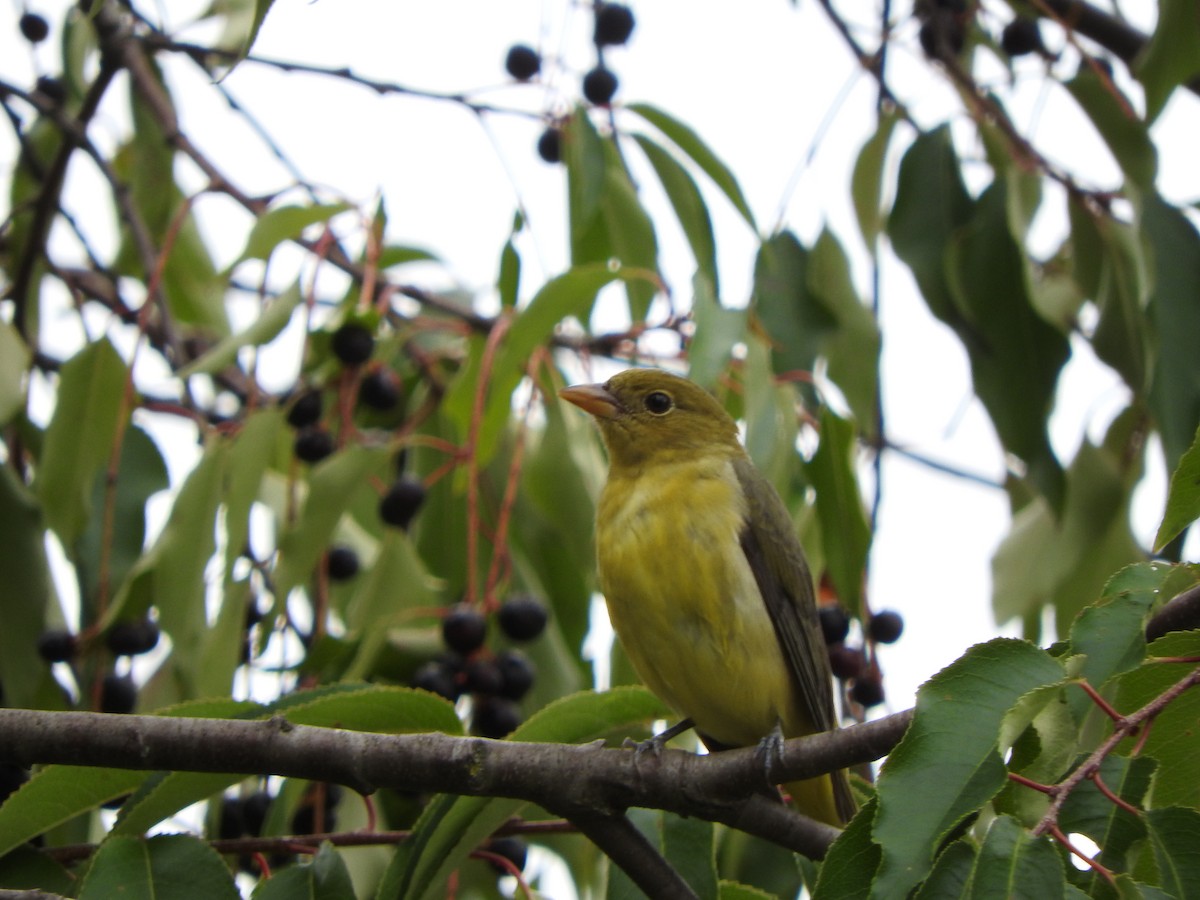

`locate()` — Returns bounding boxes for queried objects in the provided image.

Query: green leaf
[1068,562,1163,703]
[808,408,871,615]
[0,466,58,710]
[274,445,392,602]
[991,414,1144,635]
[343,531,442,679]
[965,815,1065,897]
[565,111,659,320]
[913,840,976,900]
[178,280,304,377]
[1136,0,1200,122]
[77,834,240,900]
[251,843,355,899]
[1155,423,1200,551]
[0,320,30,425]
[944,181,1069,508]
[688,271,746,389]
[751,231,834,378]
[851,111,899,251]
[1069,200,1150,393]
[0,844,73,895]
[36,339,129,546]
[871,639,1065,899]
[888,126,974,324]
[1113,630,1200,810]
[626,103,756,229]
[1065,70,1157,192]
[77,424,169,611]
[116,63,227,337]
[633,133,719,293]
[814,796,881,899]
[663,813,718,900]
[0,766,147,859]
[380,687,669,900]
[108,441,226,696]
[458,263,647,468]
[1143,194,1200,477]
[718,881,777,900]
[498,212,522,310]
[809,229,881,432]
[1059,755,1152,877]
[235,202,351,264]
[1143,807,1200,898]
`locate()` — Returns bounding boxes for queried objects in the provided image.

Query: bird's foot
[623,717,696,756]
[755,721,788,791]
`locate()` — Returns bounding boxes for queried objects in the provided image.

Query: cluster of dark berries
[379,474,427,531]
[505,4,635,163]
[286,320,406,465]
[819,606,904,709]
[582,3,634,106]
[37,616,161,714]
[411,594,549,738]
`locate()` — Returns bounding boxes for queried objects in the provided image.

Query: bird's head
[559,369,741,472]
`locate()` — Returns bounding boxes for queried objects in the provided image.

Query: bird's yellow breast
[596,456,800,746]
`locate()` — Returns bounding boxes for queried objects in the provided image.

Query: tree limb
[0,708,913,857]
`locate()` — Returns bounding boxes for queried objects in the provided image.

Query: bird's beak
[559,383,621,419]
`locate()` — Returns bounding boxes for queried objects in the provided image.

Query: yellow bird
[560,368,854,826]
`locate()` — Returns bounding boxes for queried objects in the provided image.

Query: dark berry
[242,791,271,836]
[100,673,137,714]
[818,606,850,646]
[919,16,965,60]
[1000,18,1042,57]
[330,323,375,366]
[867,610,904,644]
[358,368,401,411]
[35,75,66,106]
[218,797,245,840]
[497,595,548,641]
[593,4,635,46]
[464,658,504,696]
[106,618,160,656]
[484,836,528,875]
[379,476,426,529]
[473,697,522,738]
[828,644,868,681]
[582,65,619,105]
[36,629,78,663]
[20,12,49,43]
[326,546,360,581]
[536,127,562,164]
[496,649,535,701]
[442,605,488,655]
[505,44,541,81]
[286,389,323,428]
[0,763,29,804]
[294,427,335,463]
[412,660,460,701]
[850,673,886,708]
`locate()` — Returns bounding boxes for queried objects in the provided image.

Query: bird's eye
[644,391,673,415]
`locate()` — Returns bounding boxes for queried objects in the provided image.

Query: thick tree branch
[0,708,913,858]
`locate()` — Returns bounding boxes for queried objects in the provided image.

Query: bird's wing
[732,456,836,736]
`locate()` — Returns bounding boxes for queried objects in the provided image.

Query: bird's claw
[755,721,787,790]
[624,717,696,757]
